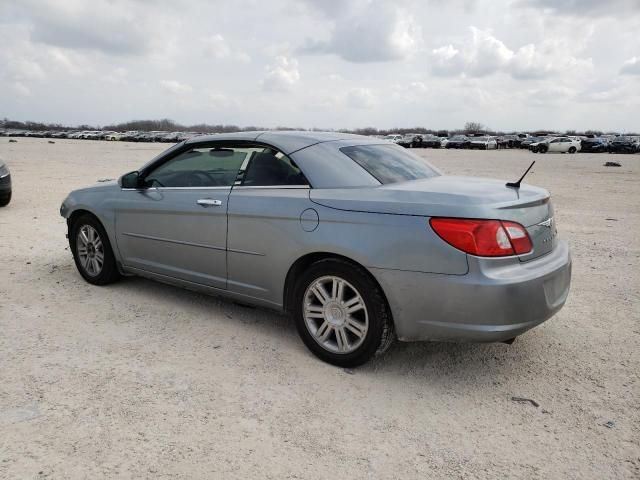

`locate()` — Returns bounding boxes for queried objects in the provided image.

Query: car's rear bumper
[371,240,571,343]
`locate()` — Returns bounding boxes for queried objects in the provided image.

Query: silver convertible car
[60,131,571,366]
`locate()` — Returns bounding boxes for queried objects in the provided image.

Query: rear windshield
[340,144,440,184]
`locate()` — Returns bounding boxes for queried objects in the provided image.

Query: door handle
[197,198,223,207]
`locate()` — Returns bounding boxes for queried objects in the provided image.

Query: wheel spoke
[335,327,350,352]
[79,229,89,245]
[91,258,100,274]
[84,255,93,273]
[311,284,330,305]
[316,321,331,341]
[345,317,367,338]
[336,280,345,302]
[305,309,324,319]
[344,296,365,314]
[77,246,88,256]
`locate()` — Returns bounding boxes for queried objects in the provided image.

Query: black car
[520,136,545,149]
[445,135,470,149]
[608,136,639,154]
[422,135,443,148]
[581,138,608,153]
[0,160,11,207]
[398,134,424,148]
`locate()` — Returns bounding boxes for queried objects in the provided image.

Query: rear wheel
[292,259,394,367]
[70,214,120,285]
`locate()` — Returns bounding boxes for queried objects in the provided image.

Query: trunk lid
[310,175,556,261]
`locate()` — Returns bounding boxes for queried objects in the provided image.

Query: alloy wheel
[303,275,369,354]
[76,225,104,277]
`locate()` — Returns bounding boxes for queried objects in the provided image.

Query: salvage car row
[2,128,639,153]
[385,133,640,154]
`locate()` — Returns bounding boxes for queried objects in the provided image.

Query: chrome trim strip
[121,186,231,191]
[232,185,310,190]
[228,248,265,257]
[0,172,9,179]
[122,232,225,251]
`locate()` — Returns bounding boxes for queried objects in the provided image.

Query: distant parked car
[0,160,11,207]
[397,133,424,148]
[103,132,123,141]
[530,137,581,154]
[520,136,545,149]
[50,131,69,138]
[382,134,403,144]
[445,135,471,149]
[439,137,449,148]
[469,136,498,150]
[421,135,443,148]
[580,138,608,153]
[119,131,140,142]
[607,136,640,154]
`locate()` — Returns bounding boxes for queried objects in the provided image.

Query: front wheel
[70,214,120,285]
[0,192,11,207]
[568,146,577,154]
[292,259,394,367]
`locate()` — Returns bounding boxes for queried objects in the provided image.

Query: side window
[240,149,309,187]
[145,145,261,188]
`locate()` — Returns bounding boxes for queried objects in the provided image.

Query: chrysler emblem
[537,217,554,228]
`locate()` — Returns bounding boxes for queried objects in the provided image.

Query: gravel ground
[0,138,638,479]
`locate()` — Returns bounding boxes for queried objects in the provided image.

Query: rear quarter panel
[226,188,469,307]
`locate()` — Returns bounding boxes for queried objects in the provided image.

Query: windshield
[340,144,440,185]
[474,136,488,141]
[451,136,466,141]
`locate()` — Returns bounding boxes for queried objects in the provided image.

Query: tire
[0,191,11,207]
[531,146,538,153]
[292,258,394,367]
[568,147,576,154]
[69,213,120,285]
[538,145,548,154]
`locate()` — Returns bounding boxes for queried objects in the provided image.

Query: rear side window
[340,144,439,184]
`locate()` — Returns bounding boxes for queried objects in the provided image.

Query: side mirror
[119,171,142,189]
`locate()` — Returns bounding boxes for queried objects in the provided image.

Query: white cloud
[430,27,592,80]
[6,57,45,81]
[520,0,640,16]
[299,1,422,62]
[202,34,251,63]
[346,87,377,109]
[206,91,238,109]
[262,56,300,92]
[620,57,640,75]
[160,80,193,95]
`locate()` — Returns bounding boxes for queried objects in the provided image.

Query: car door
[114,143,250,289]
[226,148,312,306]
[547,139,562,153]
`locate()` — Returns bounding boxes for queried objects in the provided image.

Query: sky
[1,0,639,131]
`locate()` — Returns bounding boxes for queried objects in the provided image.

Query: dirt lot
[0,138,638,479]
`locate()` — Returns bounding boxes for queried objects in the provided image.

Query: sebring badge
[537,217,554,228]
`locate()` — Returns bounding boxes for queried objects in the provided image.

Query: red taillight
[429,218,532,257]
